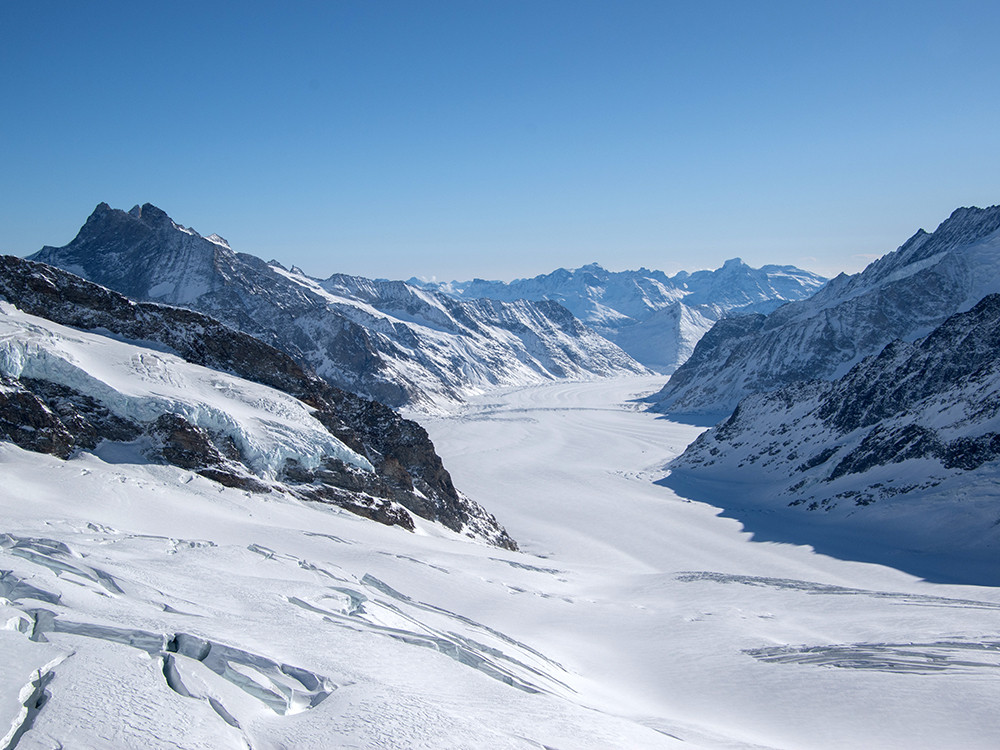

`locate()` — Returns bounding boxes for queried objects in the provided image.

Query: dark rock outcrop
[671,294,1000,513]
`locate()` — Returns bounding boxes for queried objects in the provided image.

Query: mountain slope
[667,294,1000,578]
[0,255,515,548]
[650,205,1000,416]
[412,260,826,373]
[30,204,648,408]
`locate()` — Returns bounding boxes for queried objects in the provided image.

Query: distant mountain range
[412,260,827,373]
[650,206,1000,416]
[30,204,648,409]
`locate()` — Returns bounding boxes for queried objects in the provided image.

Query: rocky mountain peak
[668,291,1000,582]
[0,254,518,549]
[577,262,608,277]
[650,204,1000,417]
[29,203,648,408]
[126,202,174,229]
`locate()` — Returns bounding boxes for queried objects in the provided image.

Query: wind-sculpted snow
[413,259,827,373]
[675,571,1000,609]
[651,205,1000,415]
[30,203,648,409]
[668,295,1000,583]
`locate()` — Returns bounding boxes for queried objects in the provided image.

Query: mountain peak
[128,202,174,229]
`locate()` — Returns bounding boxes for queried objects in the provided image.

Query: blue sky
[2,1,998,281]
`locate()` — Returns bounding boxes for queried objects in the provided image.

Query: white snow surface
[2,376,998,749]
[0,302,373,475]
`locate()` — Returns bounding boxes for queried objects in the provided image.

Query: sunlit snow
[2,375,997,749]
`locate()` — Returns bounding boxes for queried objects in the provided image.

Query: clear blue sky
[2,1,998,281]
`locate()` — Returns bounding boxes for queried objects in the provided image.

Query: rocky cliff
[668,294,1000,573]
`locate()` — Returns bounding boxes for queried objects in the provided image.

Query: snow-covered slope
[651,205,1000,416]
[0,255,515,548]
[3,377,997,749]
[667,294,1000,580]
[413,259,827,373]
[29,204,648,409]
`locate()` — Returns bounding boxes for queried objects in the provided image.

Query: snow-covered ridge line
[650,204,1000,416]
[0,254,517,548]
[29,203,649,409]
[412,259,827,374]
[667,293,1000,584]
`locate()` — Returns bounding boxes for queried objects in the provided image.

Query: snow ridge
[0,255,517,548]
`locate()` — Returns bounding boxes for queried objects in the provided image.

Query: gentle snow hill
[650,205,1000,416]
[0,254,516,548]
[411,259,827,373]
[29,203,648,409]
[668,294,1000,585]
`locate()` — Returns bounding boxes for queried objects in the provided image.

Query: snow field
[0,376,998,748]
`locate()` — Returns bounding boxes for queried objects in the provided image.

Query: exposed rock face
[0,255,515,549]
[412,259,827,374]
[0,377,80,459]
[650,206,1000,416]
[669,295,1000,557]
[29,204,647,408]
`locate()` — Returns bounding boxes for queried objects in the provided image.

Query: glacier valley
[2,376,998,749]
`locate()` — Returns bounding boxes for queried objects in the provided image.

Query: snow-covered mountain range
[0,255,515,548]
[650,205,1000,416]
[4,205,1000,748]
[412,259,827,372]
[668,294,1000,582]
[30,204,648,409]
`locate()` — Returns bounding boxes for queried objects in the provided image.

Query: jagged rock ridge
[650,205,1000,416]
[30,204,648,408]
[411,259,827,373]
[0,255,516,549]
[668,295,1000,572]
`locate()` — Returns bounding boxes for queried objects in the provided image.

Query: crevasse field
[2,376,998,749]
